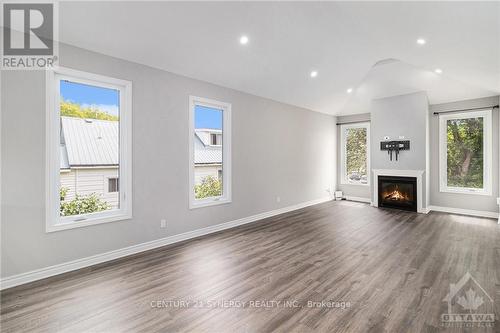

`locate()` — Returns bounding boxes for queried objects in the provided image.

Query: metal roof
[59,117,222,167]
[194,130,222,165]
[61,116,118,166]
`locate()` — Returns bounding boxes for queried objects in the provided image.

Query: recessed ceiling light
[347,88,353,93]
[434,68,443,74]
[310,71,318,78]
[239,35,249,45]
[416,38,426,45]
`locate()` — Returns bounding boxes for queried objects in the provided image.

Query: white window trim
[439,109,492,196]
[189,96,232,209]
[46,67,132,232]
[340,122,371,186]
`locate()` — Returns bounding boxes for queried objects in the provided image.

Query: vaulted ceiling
[59,1,500,115]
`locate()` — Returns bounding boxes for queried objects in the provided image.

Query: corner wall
[1,43,337,278]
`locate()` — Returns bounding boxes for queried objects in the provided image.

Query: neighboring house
[60,116,119,209]
[59,119,221,207]
[194,129,222,185]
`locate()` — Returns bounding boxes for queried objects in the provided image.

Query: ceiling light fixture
[416,38,426,45]
[347,88,353,93]
[434,68,443,74]
[310,71,318,78]
[239,35,249,45]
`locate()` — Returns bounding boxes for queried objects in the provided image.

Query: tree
[195,176,222,199]
[345,128,367,178]
[446,118,483,188]
[60,187,109,216]
[60,100,119,121]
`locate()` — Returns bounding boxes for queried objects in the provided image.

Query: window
[189,96,231,208]
[210,133,222,146]
[439,110,492,195]
[108,178,119,193]
[340,122,370,186]
[46,67,132,232]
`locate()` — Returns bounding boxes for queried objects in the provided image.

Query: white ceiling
[59,1,500,115]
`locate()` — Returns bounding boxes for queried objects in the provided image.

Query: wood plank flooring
[1,200,499,332]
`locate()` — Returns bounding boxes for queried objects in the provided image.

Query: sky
[60,80,120,116]
[195,105,222,130]
[60,80,222,128]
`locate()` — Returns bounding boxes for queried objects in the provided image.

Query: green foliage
[447,118,483,188]
[60,187,110,216]
[345,128,367,180]
[195,176,222,199]
[60,100,119,121]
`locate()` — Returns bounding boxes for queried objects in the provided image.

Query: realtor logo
[441,272,495,328]
[1,2,58,69]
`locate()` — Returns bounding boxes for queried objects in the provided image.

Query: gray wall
[429,96,500,212]
[336,113,371,199]
[370,92,429,206]
[1,43,336,278]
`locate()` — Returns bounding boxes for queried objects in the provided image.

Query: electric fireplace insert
[378,176,417,212]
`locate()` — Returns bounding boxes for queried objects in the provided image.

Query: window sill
[440,187,492,197]
[340,182,370,187]
[46,213,132,233]
[189,198,231,210]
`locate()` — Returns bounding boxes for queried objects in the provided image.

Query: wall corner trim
[0,196,332,290]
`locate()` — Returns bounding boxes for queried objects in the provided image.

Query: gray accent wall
[336,113,371,199]
[370,92,430,207]
[429,96,500,212]
[1,43,336,278]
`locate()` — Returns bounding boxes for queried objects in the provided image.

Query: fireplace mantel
[372,169,425,213]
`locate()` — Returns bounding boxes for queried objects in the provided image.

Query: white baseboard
[428,205,499,219]
[0,197,332,290]
[345,196,372,204]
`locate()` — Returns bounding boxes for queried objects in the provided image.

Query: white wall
[1,43,336,278]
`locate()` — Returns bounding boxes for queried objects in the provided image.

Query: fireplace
[378,176,417,212]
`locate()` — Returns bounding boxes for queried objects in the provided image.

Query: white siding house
[60,117,120,209]
[60,119,222,208]
[194,129,222,184]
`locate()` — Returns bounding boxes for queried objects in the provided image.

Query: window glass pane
[345,127,368,184]
[194,105,223,199]
[59,80,120,217]
[446,117,484,189]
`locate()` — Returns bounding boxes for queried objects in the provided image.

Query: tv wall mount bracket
[380,140,410,161]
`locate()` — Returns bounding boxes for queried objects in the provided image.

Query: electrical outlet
[160,219,167,228]
[276,196,281,203]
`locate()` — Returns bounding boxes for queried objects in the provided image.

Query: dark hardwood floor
[1,201,499,332]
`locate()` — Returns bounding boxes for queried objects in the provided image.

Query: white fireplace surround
[372,169,425,213]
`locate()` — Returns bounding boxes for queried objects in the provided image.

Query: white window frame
[189,96,232,209]
[340,122,370,186]
[46,67,132,232]
[439,109,492,196]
